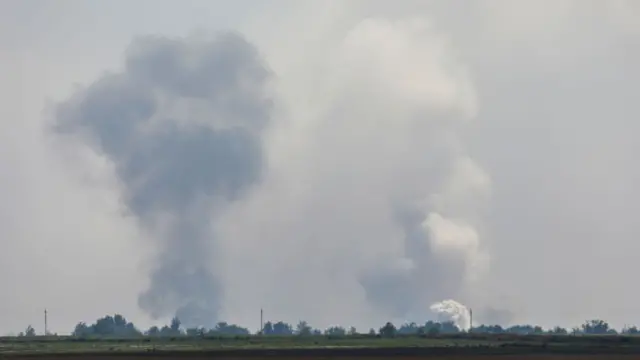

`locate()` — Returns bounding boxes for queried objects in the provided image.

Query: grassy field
[0,334,503,353]
[2,333,640,358]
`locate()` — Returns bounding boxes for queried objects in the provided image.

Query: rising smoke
[53,32,272,328]
[328,18,490,322]
[217,16,493,328]
[6,0,637,333]
[51,15,492,330]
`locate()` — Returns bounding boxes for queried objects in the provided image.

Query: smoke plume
[430,299,471,330]
[217,15,492,328]
[4,0,640,334]
[53,32,272,327]
[50,11,491,330]
[333,18,490,322]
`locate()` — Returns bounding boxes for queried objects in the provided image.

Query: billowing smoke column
[430,299,471,330]
[53,32,272,327]
[325,18,491,323]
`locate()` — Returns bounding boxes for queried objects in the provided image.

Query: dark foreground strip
[3,346,640,359]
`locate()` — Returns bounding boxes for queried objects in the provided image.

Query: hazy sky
[1,0,639,335]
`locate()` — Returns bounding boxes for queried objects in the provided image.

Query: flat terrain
[1,334,639,359]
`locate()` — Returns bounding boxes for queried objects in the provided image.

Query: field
[1,334,640,359]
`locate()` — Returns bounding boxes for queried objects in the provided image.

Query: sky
[1,0,639,335]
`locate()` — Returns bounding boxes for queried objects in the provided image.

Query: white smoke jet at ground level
[430,299,471,330]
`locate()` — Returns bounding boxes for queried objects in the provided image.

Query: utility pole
[44,309,48,336]
[260,308,264,335]
[469,308,473,332]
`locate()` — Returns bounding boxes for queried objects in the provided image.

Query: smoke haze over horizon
[1,0,640,334]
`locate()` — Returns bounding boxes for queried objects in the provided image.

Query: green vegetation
[53,315,640,337]
[3,332,640,356]
[7,314,640,355]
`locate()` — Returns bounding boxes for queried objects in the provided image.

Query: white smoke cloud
[218,15,490,329]
[430,299,471,330]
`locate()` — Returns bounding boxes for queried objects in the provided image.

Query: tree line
[14,316,640,338]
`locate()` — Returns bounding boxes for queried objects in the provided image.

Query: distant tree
[262,321,274,335]
[262,321,293,335]
[324,326,346,336]
[348,326,357,335]
[20,326,36,337]
[423,321,439,335]
[93,315,116,335]
[398,322,420,335]
[296,321,312,336]
[506,325,543,335]
[212,322,250,335]
[185,327,206,337]
[114,314,127,328]
[419,321,460,335]
[146,326,160,336]
[79,314,141,337]
[159,325,173,336]
[368,328,376,336]
[548,326,568,335]
[214,322,229,332]
[623,326,640,335]
[73,322,92,337]
[170,317,182,334]
[439,321,461,334]
[379,322,396,338]
[272,321,293,335]
[472,324,504,334]
[582,320,610,334]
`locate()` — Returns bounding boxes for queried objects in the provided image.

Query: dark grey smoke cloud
[53,32,272,327]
